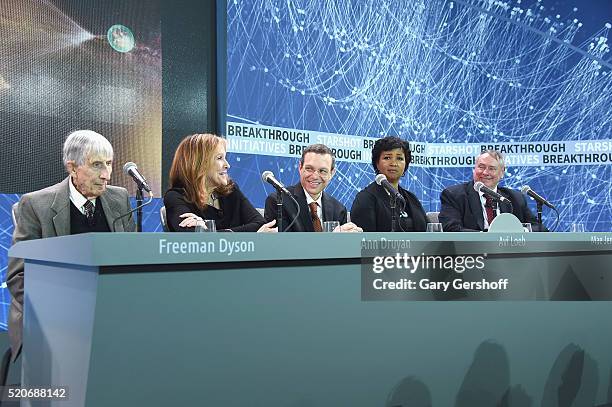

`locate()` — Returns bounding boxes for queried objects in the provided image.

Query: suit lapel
[321,192,334,223]
[51,177,71,236]
[292,184,314,232]
[497,188,514,215]
[99,192,124,232]
[372,183,390,210]
[467,182,485,231]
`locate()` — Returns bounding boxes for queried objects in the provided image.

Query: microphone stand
[390,194,398,232]
[536,201,543,226]
[491,199,498,214]
[136,186,143,232]
[490,193,513,215]
[276,190,283,232]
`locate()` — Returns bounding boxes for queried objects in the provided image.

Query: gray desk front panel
[81,261,612,407]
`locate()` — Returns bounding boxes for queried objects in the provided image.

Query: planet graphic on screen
[107,24,135,53]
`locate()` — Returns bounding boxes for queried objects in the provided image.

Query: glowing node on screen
[107,24,135,53]
[0,75,10,90]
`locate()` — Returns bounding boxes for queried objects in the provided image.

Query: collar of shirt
[304,192,323,220]
[69,178,97,215]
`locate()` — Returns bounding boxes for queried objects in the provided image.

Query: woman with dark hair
[350,136,427,232]
[164,133,275,232]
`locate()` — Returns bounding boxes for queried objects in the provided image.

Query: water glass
[323,221,340,232]
[426,223,443,232]
[521,223,533,233]
[570,223,585,233]
[195,219,216,233]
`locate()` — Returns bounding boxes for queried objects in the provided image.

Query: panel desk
[9,232,612,406]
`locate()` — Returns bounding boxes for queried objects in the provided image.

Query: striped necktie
[309,202,322,232]
[83,200,95,226]
[484,196,496,225]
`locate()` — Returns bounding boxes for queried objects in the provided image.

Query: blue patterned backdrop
[224,0,612,232]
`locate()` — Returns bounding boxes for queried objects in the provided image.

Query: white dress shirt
[69,178,97,215]
[304,192,323,220]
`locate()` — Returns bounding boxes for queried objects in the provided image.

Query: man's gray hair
[63,130,113,168]
[479,149,506,170]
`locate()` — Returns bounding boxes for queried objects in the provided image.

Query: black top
[439,180,546,232]
[350,182,428,232]
[263,183,347,232]
[164,184,265,232]
[70,200,111,234]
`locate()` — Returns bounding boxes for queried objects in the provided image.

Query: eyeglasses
[302,166,332,178]
[476,164,499,173]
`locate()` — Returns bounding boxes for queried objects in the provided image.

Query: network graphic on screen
[226,0,611,232]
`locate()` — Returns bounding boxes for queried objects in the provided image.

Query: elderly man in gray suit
[6,130,135,362]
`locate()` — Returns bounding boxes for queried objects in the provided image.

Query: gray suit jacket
[6,177,135,361]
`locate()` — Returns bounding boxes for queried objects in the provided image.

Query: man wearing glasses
[264,144,361,232]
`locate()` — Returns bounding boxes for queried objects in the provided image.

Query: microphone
[262,171,290,194]
[123,162,152,192]
[473,181,508,203]
[521,185,556,209]
[375,174,405,203]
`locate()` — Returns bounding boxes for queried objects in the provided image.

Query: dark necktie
[83,200,95,226]
[309,202,322,232]
[484,196,496,225]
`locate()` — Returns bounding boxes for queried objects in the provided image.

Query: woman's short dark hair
[371,136,412,175]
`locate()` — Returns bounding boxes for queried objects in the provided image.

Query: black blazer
[439,181,545,232]
[164,183,264,232]
[350,182,428,232]
[264,183,347,232]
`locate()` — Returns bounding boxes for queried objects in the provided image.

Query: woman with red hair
[164,133,275,232]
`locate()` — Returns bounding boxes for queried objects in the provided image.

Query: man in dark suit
[6,130,135,362]
[439,150,544,232]
[264,144,361,232]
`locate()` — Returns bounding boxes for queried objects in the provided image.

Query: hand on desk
[339,222,363,233]
[178,213,202,228]
[257,219,278,233]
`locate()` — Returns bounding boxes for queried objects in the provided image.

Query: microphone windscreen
[520,185,531,195]
[375,173,387,186]
[261,170,273,182]
[473,181,486,192]
[123,162,137,175]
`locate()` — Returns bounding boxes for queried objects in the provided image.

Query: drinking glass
[323,221,340,232]
[195,219,216,232]
[426,223,443,232]
[570,223,585,233]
